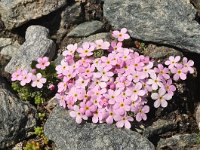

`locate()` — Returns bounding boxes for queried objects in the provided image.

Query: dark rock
[143,44,183,59]
[157,133,200,150]
[67,21,104,37]
[0,0,67,30]
[143,119,177,138]
[104,0,200,54]
[56,4,83,41]
[0,77,36,149]
[5,25,56,74]
[44,106,155,150]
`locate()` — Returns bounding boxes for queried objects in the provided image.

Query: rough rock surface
[5,25,56,74]
[104,0,200,54]
[56,3,83,40]
[0,77,36,149]
[0,0,67,29]
[81,32,111,43]
[195,104,200,130]
[0,38,20,58]
[157,133,200,150]
[191,0,200,12]
[143,44,183,59]
[143,119,177,138]
[44,106,155,150]
[67,21,104,37]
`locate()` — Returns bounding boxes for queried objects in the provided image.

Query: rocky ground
[0,0,200,149]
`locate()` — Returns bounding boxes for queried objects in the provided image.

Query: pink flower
[182,57,194,74]
[128,56,144,71]
[81,65,95,79]
[136,105,150,122]
[20,70,32,86]
[105,89,121,105]
[77,42,95,57]
[110,41,123,52]
[154,64,170,80]
[151,88,172,108]
[56,93,67,108]
[115,115,133,129]
[69,87,85,101]
[95,39,110,50]
[101,56,113,70]
[112,28,130,42]
[78,58,92,67]
[147,73,163,90]
[165,56,180,69]
[127,71,145,83]
[70,105,88,124]
[170,64,187,81]
[90,78,107,89]
[162,79,176,95]
[130,98,142,113]
[80,101,96,117]
[11,69,23,81]
[94,66,114,81]
[62,66,76,81]
[62,43,77,56]
[48,84,55,91]
[113,98,131,115]
[56,60,68,75]
[76,77,90,88]
[57,79,68,93]
[105,108,118,124]
[36,57,50,70]
[66,96,75,110]
[142,62,154,78]
[31,73,46,88]
[92,109,106,123]
[126,82,146,101]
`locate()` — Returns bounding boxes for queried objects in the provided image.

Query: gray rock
[0,0,67,30]
[157,134,200,150]
[44,106,155,150]
[67,21,104,37]
[0,40,20,58]
[143,119,177,138]
[5,25,56,74]
[81,32,111,43]
[0,38,12,48]
[195,104,200,130]
[56,4,83,41]
[0,77,36,149]
[104,0,200,54]
[54,55,64,66]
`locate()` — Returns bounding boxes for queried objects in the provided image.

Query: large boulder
[104,0,200,54]
[0,0,67,30]
[5,25,56,74]
[0,77,36,148]
[44,106,155,150]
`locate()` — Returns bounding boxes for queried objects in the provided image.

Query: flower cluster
[55,28,195,129]
[11,57,57,104]
[11,57,50,88]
